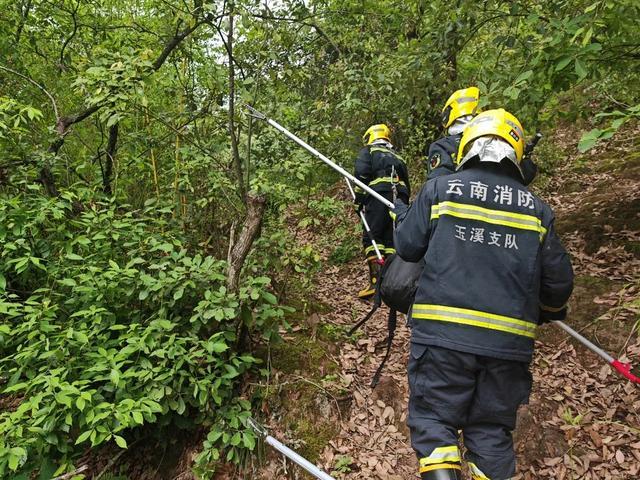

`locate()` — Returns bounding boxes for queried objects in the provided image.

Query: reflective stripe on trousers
[365,244,384,255]
[419,445,461,473]
[469,462,490,479]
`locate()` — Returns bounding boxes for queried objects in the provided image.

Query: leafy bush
[0,190,285,477]
[578,104,640,152]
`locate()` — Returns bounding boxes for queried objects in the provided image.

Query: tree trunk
[103,123,118,195]
[226,193,266,294]
[226,193,266,353]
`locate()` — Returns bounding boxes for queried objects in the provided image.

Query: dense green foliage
[1,0,638,477]
[0,190,287,476]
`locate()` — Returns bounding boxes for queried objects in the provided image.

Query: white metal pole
[553,321,614,363]
[246,105,394,209]
[247,417,337,480]
[264,435,337,480]
[344,178,383,261]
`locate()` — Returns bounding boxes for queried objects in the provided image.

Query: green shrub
[0,190,284,477]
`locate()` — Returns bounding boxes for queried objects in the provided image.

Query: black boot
[421,464,463,480]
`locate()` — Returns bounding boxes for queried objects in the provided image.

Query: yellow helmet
[362,124,391,145]
[457,108,525,165]
[441,87,480,128]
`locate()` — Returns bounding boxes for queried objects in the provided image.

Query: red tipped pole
[554,321,640,385]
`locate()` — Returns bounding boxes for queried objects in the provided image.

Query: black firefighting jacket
[425,133,461,181]
[394,163,574,363]
[354,142,410,205]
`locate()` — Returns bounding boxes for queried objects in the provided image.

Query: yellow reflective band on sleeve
[419,446,461,466]
[365,244,384,255]
[420,463,462,474]
[412,304,537,338]
[468,462,491,480]
[430,201,547,241]
[384,247,396,255]
[539,302,567,312]
[354,185,364,193]
[369,176,406,188]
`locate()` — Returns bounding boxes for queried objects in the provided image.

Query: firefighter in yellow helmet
[353,124,410,298]
[391,109,574,479]
[427,87,540,186]
[425,87,480,180]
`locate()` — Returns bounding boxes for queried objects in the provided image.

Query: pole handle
[248,418,337,480]
[524,132,543,157]
[553,321,640,385]
[344,178,357,199]
[265,436,337,480]
[553,321,614,363]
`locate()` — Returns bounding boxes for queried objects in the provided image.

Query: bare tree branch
[248,12,342,58]
[59,0,81,70]
[0,64,60,122]
[212,20,246,80]
[39,12,216,196]
[152,19,200,71]
[14,0,32,45]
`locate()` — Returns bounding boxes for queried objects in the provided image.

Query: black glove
[538,306,568,324]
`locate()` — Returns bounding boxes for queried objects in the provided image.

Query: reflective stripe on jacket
[354,143,410,199]
[394,163,573,362]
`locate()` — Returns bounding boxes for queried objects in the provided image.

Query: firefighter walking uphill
[426,87,539,186]
[426,87,480,181]
[392,109,574,480]
[353,124,410,299]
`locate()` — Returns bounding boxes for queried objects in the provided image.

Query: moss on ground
[289,413,338,462]
[570,275,620,322]
[269,334,338,376]
[252,306,342,468]
[538,274,634,361]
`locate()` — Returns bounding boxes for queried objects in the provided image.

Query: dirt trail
[314,262,415,479]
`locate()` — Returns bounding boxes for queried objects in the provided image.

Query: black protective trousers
[361,191,404,257]
[408,343,532,480]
